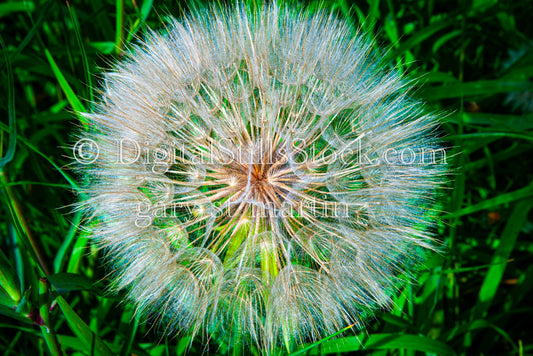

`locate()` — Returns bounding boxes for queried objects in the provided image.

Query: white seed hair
[76,2,446,353]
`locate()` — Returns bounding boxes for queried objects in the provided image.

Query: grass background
[1,0,533,355]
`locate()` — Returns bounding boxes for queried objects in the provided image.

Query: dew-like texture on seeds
[77,3,446,352]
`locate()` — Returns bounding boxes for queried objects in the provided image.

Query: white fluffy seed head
[75,2,447,353]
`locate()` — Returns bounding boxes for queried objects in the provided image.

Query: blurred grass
[1,0,533,355]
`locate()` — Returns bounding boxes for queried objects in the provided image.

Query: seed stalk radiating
[75,2,447,353]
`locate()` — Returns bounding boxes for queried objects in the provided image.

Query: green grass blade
[0,35,16,170]
[289,324,355,356]
[446,132,533,142]
[300,334,456,355]
[0,2,35,17]
[473,197,533,319]
[115,0,125,55]
[66,232,90,273]
[0,120,80,191]
[386,17,455,60]
[66,2,93,102]
[56,296,114,356]
[119,312,140,356]
[0,304,31,324]
[53,210,82,273]
[423,79,533,100]
[432,29,461,53]
[0,248,21,305]
[43,48,86,118]
[1,173,50,276]
[88,41,116,54]
[444,181,533,219]
[127,0,153,42]
[8,0,53,60]
[446,113,533,131]
[48,273,100,295]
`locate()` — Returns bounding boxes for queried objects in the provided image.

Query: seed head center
[220,149,295,211]
[246,162,282,205]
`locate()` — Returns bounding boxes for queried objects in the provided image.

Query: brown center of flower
[221,150,296,211]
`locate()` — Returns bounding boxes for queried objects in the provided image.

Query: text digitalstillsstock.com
[73,136,447,169]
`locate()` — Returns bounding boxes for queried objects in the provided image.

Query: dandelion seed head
[76,2,447,353]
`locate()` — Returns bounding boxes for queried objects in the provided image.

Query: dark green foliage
[0,0,532,355]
